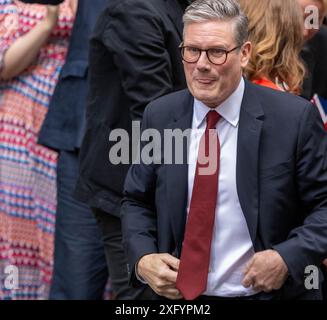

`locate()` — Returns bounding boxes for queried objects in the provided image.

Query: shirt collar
[193,77,245,129]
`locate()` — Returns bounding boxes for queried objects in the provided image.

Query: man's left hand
[242,249,289,292]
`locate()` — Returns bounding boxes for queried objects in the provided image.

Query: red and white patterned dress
[0,0,74,299]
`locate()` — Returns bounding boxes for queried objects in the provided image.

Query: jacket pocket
[59,60,88,79]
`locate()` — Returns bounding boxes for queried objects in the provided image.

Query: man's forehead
[183,20,235,45]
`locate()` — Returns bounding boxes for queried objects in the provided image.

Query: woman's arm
[69,0,78,16]
[0,5,59,80]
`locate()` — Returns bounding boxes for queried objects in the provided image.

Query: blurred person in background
[74,0,191,299]
[0,0,75,299]
[298,0,326,98]
[297,0,327,130]
[297,0,327,300]
[38,0,111,300]
[239,0,305,93]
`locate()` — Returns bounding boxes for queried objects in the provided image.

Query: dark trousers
[50,151,109,300]
[93,208,153,300]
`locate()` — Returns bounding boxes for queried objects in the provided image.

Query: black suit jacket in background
[301,25,327,100]
[74,0,188,216]
[38,0,107,151]
[121,80,327,299]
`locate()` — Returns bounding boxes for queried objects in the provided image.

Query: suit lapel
[236,80,264,246]
[166,91,194,255]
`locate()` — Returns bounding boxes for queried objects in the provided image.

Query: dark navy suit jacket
[38,0,107,151]
[121,80,327,299]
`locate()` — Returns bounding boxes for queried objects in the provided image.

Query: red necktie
[176,110,221,300]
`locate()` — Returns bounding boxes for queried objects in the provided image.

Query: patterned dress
[0,0,74,299]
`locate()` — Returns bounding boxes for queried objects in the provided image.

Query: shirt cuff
[135,262,148,284]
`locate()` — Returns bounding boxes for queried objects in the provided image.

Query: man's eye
[209,49,226,57]
[187,47,200,54]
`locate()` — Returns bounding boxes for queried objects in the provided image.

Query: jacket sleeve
[273,103,327,287]
[120,104,159,287]
[101,0,176,121]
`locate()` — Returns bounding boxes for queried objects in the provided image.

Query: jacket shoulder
[105,0,165,15]
[144,89,191,120]
[248,81,312,115]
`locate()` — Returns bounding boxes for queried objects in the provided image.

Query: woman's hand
[43,5,59,30]
[68,0,78,16]
[0,4,60,80]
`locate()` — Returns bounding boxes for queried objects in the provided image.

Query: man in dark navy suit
[121,0,327,300]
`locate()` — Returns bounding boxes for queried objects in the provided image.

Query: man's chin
[195,96,218,108]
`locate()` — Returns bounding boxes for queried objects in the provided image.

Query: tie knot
[206,110,220,129]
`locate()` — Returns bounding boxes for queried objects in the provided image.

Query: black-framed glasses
[179,43,242,65]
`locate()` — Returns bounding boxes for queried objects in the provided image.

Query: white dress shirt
[187,77,258,297]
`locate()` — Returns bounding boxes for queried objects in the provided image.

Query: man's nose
[196,51,211,70]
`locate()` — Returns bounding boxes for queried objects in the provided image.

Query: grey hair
[183,0,249,46]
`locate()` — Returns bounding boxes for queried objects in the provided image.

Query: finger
[252,282,273,293]
[253,284,265,292]
[160,288,183,300]
[158,285,177,292]
[156,278,176,288]
[242,273,254,288]
[162,254,180,271]
[162,267,178,283]
[243,258,254,275]
[263,287,274,293]
[166,293,183,300]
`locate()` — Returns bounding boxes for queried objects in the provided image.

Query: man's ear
[240,41,252,68]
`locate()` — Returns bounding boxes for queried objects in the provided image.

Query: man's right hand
[137,253,182,300]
